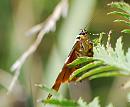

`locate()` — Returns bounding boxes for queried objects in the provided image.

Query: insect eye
[76,36,80,39]
[79,32,85,35]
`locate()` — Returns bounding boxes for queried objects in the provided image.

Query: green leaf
[114,37,130,73]
[121,29,130,33]
[78,98,88,107]
[43,98,78,107]
[108,1,130,35]
[69,61,104,81]
[77,65,119,81]
[89,72,125,80]
[114,19,130,26]
[69,34,130,82]
[42,97,101,107]
[78,97,101,107]
[40,96,115,107]
[88,97,100,107]
[94,36,130,74]
[114,37,125,68]
[67,57,95,68]
[108,2,130,14]
[107,11,130,20]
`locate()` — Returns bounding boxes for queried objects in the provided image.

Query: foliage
[37,1,130,107]
[43,97,113,107]
[67,1,130,82]
[36,85,113,107]
[68,33,129,81]
[107,2,130,33]
[0,1,130,107]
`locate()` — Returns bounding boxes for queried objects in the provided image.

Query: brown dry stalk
[8,0,68,93]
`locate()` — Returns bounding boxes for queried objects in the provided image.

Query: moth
[47,29,93,99]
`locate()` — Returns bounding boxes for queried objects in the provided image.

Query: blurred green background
[0,0,130,107]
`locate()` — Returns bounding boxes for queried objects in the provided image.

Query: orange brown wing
[47,30,93,99]
[47,41,80,99]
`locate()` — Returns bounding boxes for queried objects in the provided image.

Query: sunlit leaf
[114,19,130,26]
[69,32,130,82]
[69,61,104,81]
[121,29,130,34]
[67,57,95,68]
[78,97,88,107]
[89,72,125,80]
[107,11,130,20]
[42,95,102,107]
[88,97,100,107]
[108,2,130,14]
[77,66,119,81]
[94,36,130,74]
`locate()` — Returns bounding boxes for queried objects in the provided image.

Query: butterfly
[47,29,93,99]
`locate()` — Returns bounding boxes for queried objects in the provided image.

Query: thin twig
[8,0,68,93]
[26,0,68,36]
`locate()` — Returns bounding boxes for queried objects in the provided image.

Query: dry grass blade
[26,0,68,36]
[8,0,68,93]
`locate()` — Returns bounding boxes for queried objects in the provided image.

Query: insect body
[47,29,93,99]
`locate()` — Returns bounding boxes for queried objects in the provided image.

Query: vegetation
[0,1,130,107]
[38,2,130,107]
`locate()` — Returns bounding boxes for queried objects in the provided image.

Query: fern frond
[36,85,113,107]
[89,72,125,80]
[108,2,130,33]
[121,29,130,33]
[42,96,101,107]
[94,36,130,74]
[77,66,120,81]
[42,95,113,107]
[107,11,130,20]
[113,19,130,26]
[69,60,104,81]
[108,2,130,14]
[67,57,95,68]
[68,32,130,81]
[87,97,100,107]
